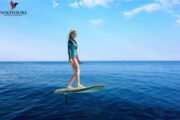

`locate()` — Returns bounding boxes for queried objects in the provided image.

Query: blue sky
[0,0,180,61]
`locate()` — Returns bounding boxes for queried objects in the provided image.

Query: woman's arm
[76,54,81,64]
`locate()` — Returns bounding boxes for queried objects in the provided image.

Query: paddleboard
[54,85,105,94]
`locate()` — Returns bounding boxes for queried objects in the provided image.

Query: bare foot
[77,84,86,89]
[67,86,74,89]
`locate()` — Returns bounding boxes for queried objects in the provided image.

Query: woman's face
[71,32,77,39]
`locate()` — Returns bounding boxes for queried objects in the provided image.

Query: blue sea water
[0,61,180,120]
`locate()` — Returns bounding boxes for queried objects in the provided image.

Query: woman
[67,30,85,89]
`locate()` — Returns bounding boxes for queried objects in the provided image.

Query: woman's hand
[76,55,82,64]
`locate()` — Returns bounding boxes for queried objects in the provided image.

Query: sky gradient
[0,0,180,61]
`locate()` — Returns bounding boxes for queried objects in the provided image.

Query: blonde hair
[68,29,76,40]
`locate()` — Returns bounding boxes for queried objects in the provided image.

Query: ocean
[0,61,180,120]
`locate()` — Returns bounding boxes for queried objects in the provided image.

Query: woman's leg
[67,74,76,89]
[67,60,77,89]
[73,58,85,89]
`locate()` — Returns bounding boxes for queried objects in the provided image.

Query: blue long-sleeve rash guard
[68,39,78,59]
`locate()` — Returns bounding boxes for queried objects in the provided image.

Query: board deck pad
[54,85,105,94]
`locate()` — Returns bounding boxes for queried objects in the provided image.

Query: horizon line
[0,60,180,62]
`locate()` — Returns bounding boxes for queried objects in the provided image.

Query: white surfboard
[54,85,105,94]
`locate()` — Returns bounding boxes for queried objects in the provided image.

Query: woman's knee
[74,68,80,75]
